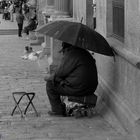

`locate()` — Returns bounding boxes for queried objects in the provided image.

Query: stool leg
[28,94,38,116]
[24,94,38,116]
[11,95,24,117]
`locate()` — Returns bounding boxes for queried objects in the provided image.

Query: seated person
[44,42,98,117]
[23,15,38,36]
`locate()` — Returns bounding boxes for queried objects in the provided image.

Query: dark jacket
[16,13,24,24]
[54,47,98,96]
[26,18,37,31]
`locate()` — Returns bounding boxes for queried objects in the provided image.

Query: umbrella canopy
[36,20,114,56]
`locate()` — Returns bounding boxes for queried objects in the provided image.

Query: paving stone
[0,17,135,140]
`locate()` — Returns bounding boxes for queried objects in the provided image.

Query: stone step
[0,29,18,35]
[30,39,42,46]
[30,35,44,46]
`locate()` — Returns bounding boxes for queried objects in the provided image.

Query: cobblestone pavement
[0,14,17,30]
[0,15,134,140]
[0,14,27,35]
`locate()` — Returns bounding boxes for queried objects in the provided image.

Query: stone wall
[96,0,140,138]
[73,0,93,28]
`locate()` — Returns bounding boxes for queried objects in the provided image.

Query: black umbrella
[36,20,114,56]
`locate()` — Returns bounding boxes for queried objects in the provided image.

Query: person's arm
[27,19,32,26]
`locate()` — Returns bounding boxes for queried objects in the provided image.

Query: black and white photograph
[0,0,139,140]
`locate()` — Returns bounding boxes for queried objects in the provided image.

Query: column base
[42,6,55,16]
[49,10,70,20]
[54,10,70,16]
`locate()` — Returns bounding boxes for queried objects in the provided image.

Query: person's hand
[44,73,54,81]
[44,73,51,81]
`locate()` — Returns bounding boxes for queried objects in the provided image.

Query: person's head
[59,42,72,54]
[25,46,32,53]
[25,46,29,51]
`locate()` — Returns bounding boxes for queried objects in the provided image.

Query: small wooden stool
[11,92,38,117]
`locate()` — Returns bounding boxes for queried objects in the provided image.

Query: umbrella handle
[80,17,83,23]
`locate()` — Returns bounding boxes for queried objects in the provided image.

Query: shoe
[48,110,66,117]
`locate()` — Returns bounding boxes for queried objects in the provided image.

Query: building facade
[36,0,94,66]
[95,0,140,139]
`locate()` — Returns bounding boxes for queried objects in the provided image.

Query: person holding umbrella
[44,42,98,117]
[36,20,114,116]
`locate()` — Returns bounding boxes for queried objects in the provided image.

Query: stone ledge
[30,40,42,46]
[108,37,140,70]
[30,35,44,46]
